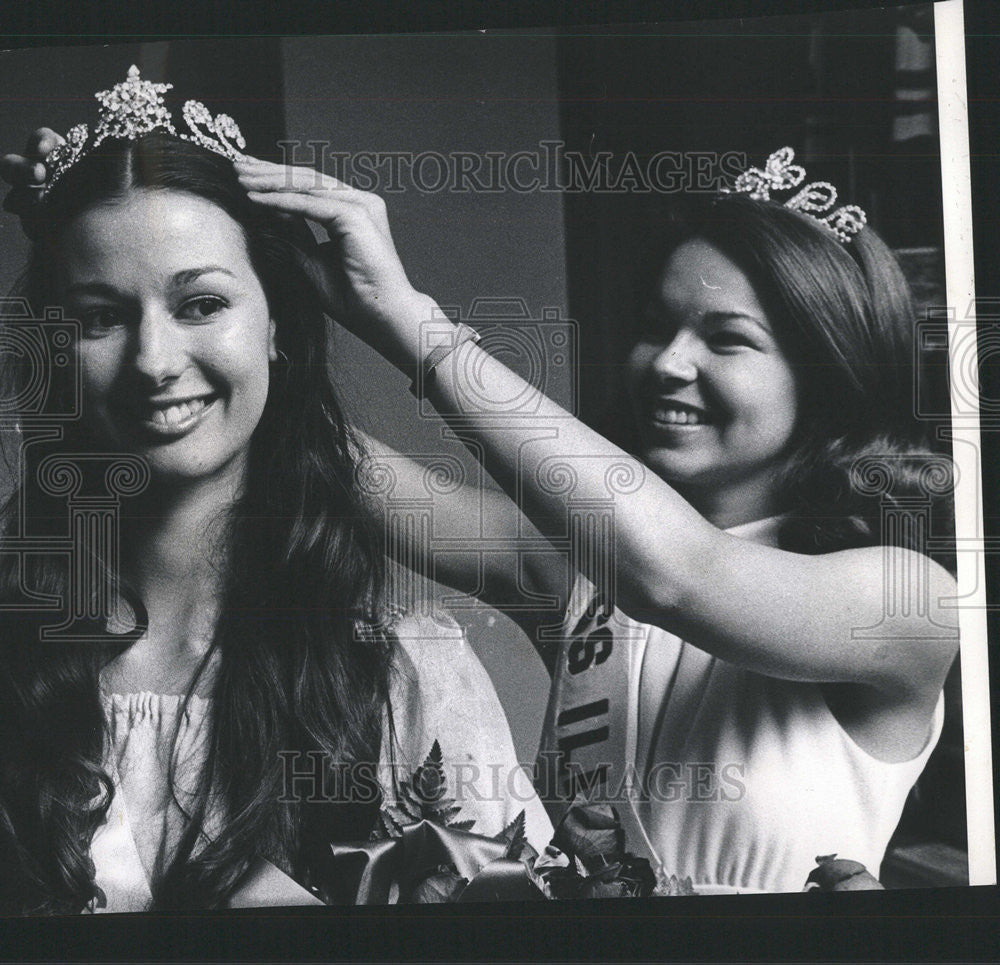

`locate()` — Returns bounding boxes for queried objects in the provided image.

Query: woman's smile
[645,397,713,429]
[127,392,221,439]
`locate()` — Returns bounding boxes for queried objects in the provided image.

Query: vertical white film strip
[934,0,997,886]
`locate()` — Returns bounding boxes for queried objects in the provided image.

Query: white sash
[536,573,659,867]
[537,516,783,872]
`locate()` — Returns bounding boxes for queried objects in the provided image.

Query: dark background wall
[280,33,569,767]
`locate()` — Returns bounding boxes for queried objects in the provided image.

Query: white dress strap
[87,762,153,913]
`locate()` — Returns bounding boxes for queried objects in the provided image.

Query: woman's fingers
[236,155,417,338]
[237,164,398,251]
[1,150,46,221]
[243,187,344,221]
[236,158,388,212]
[24,127,64,161]
[1,128,66,194]
[236,159,355,197]
[0,155,46,187]
[242,185,361,229]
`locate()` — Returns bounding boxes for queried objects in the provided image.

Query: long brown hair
[0,133,392,912]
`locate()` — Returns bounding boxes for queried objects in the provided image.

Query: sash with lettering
[536,572,658,869]
[536,514,785,875]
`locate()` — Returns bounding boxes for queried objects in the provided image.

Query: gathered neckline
[101,690,214,709]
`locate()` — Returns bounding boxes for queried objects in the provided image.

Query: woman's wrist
[369,290,453,378]
[409,322,481,399]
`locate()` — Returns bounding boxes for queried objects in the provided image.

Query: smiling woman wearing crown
[0,67,553,914]
[3,67,958,900]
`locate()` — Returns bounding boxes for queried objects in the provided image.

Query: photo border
[935,0,995,886]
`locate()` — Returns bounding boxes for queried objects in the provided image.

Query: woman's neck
[114,468,238,672]
[124,473,237,594]
[109,471,242,692]
[672,474,786,530]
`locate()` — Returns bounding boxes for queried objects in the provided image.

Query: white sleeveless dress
[88,613,552,912]
[537,516,944,894]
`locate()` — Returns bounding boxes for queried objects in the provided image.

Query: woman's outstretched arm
[234,157,958,708]
[356,430,569,643]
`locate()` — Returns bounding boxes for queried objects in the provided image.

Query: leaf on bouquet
[411,739,447,804]
[432,804,465,825]
[805,854,884,891]
[579,877,633,900]
[385,801,420,828]
[495,811,527,858]
[397,782,428,818]
[529,861,583,900]
[372,740,478,839]
[607,855,657,896]
[551,800,626,873]
[407,864,469,904]
[370,809,401,841]
[529,816,659,901]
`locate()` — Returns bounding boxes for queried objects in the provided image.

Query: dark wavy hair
[643,193,954,561]
[0,133,393,913]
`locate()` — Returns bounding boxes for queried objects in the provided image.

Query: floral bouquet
[310,741,882,904]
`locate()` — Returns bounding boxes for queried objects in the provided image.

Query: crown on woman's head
[723,147,867,244]
[40,65,247,198]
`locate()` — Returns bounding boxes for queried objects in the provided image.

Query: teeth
[147,396,208,426]
[163,403,189,425]
[653,406,704,426]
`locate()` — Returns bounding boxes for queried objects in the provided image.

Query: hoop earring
[273,349,290,365]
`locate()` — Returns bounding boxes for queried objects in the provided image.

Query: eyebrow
[64,266,237,298]
[168,266,237,288]
[64,281,123,298]
[703,311,772,334]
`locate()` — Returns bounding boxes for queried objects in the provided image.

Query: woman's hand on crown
[2,140,431,370]
[236,156,432,371]
[0,127,64,217]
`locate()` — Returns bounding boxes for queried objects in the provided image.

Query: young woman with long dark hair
[0,77,551,914]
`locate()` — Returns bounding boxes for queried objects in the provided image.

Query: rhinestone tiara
[40,65,247,198]
[722,147,868,244]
